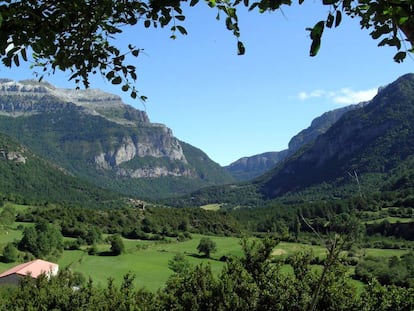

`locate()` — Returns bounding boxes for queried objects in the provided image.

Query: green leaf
[112,76,122,85]
[326,13,334,28]
[175,15,185,21]
[190,0,199,6]
[335,10,342,27]
[248,3,258,11]
[21,48,27,62]
[144,20,151,28]
[132,49,140,57]
[237,41,245,55]
[227,8,237,19]
[225,17,234,30]
[122,84,129,92]
[309,21,325,40]
[322,0,336,4]
[310,38,321,56]
[106,71,115,80]
[176,25,188,35]
[399,16,409,25]
[393,51,406,63]
[13,54,19,67]
[2,57,11,67]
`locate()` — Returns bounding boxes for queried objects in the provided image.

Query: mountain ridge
[225,101,368,181]
[166,73,414,207]
[0,79,234,199]
[260,73,414,199]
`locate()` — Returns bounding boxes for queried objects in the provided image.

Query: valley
[1,74,414,309]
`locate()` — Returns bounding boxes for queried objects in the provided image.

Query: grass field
[364,216,414,224]
[56,234,244,291]
[200,204,222,211]
[1,223,412,291]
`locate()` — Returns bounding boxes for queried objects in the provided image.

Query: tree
[197,237,217,258]
[109,234,125,256]
[18,220,63,259]
[0,0,412,100]
[168,252,192,275]
[2,242,18,263]
[0,205,15,226]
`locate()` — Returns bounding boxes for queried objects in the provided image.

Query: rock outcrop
[0,79,234,199]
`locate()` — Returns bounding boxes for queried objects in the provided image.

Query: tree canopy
[0,0,412,99]
[197,237,217,257]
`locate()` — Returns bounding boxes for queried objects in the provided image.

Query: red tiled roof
[0,259,58,278]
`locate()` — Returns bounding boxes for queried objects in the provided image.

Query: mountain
[259,73,414,200]
[225,102,367,181]
[167,73,414,207]
[224,151,289,181]
[0,132,123,207]
[0,79,234,199]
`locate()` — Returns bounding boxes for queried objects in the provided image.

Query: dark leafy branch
[0,0,412,100]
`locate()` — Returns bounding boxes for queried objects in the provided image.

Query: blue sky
[0,3,411,166]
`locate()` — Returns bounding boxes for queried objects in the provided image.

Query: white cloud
[297,87,378,105]
[332,88,378,104]
[298,89,325,100]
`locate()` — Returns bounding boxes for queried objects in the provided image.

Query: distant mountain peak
[0,78,149,124]
[260,73,414,199]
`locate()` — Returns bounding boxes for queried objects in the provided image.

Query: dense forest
[1,236,414,311]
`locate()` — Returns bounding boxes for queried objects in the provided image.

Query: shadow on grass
[187,253,230,262]
[98,251,118,257]
[0,255,15,263]
[187,252,207,259]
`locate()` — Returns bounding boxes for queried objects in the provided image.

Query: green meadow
[57,234,244,291]
[1,222,412,292]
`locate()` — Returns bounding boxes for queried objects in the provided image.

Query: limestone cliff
[0,79,233,199]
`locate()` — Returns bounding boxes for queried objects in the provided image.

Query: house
[0,259,59,286]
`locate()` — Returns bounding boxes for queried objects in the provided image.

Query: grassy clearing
[365,217,414,224]
[362,247,409,257]
[1,224,412,291]
[57,234,244,291]
[272,242,327,259]
[200,204,221,211]
[4,202,32,213]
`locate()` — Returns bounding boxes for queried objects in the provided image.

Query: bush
[197,237,217,258]
[2,242,18,263]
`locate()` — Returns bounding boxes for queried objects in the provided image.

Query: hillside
[167,73,414,207]
[0,79,234,199]
[0,132,122,207]
[225,102,367,181]
[259,73,414,200]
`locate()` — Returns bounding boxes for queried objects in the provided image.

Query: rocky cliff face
[0,148,26,163]
[0,79,233,198]
[260,73,414,199]
[0,79,191,178]
[288,102,368,153]
[226,102,368,181]
[0,78,149,123]
[225,151,289,181]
